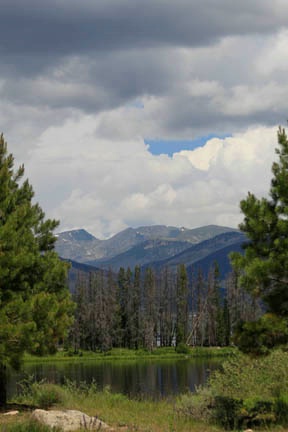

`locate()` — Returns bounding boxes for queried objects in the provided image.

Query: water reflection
[8,359,220,400]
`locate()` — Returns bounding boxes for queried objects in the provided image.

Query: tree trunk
[0,363,7,406]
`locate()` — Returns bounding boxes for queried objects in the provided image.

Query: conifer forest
[68,264,261,352]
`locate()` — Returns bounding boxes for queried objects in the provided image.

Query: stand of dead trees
[68,263,261,351]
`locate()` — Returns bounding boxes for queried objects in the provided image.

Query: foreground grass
[62,389,217,432]
[0,415,56,432]
[3,380,222,432]
[3,384,288,432]
[23,346,236,363]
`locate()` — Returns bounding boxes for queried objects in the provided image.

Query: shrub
[175,349,288,429]
[175,387,214,422]
[208,350,288,428]
[15,376,65,408]
[275,394,288,423]
[33,383,65,409]
[175,343,190,354]
[213,395,244,430]
[63,378,98,397]
[209,350,288,400]
[213,395,277,429]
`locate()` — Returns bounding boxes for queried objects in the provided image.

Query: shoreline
[23,346,236,363]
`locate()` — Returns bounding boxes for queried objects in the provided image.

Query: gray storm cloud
[1,0,288,236]
[1,0,285,57]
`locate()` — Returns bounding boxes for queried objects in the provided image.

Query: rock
[31,409,113,431]
[3,410,19,416]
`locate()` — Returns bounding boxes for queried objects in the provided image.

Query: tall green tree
[175,264,188,346]
[158,267,175,347]
[192,269,207,346]
[0,134,74,404]
[69,271,88,351]
[206,263,224,346]
[231,126,288,352]
[142,267,157,350]
[116,267,130,347]
[130,265,141,349]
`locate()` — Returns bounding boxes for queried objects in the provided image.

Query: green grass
[0,419,61,432]
[23,346,236,363]
[7,378,221,432]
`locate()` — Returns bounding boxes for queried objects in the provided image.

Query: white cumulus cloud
[22,115,279,238]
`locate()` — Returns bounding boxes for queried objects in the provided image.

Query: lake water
[7,358,221,400]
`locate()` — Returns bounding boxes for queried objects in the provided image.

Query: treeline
[68,264,262,352]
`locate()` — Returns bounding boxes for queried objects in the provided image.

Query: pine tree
[0,134,74,404]
[206,263,225,346]
[130,265,141,349]
[142,267,157,350]
[231,126,288,352]
[158,267,175,347]
[194,269,208,346]
[222,298,231,346]
[116,267,130,347]
[106,268,119,348]
[175,264,188,346]
[124,267,134,348]
[69,271,88,351]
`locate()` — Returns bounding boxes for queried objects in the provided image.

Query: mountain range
[56,224,245,279]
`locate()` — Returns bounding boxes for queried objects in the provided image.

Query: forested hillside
[58,224,250,352]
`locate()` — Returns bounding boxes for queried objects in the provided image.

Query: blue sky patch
[145,134,230,156]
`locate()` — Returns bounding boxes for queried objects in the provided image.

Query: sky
[1,0,288,238]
